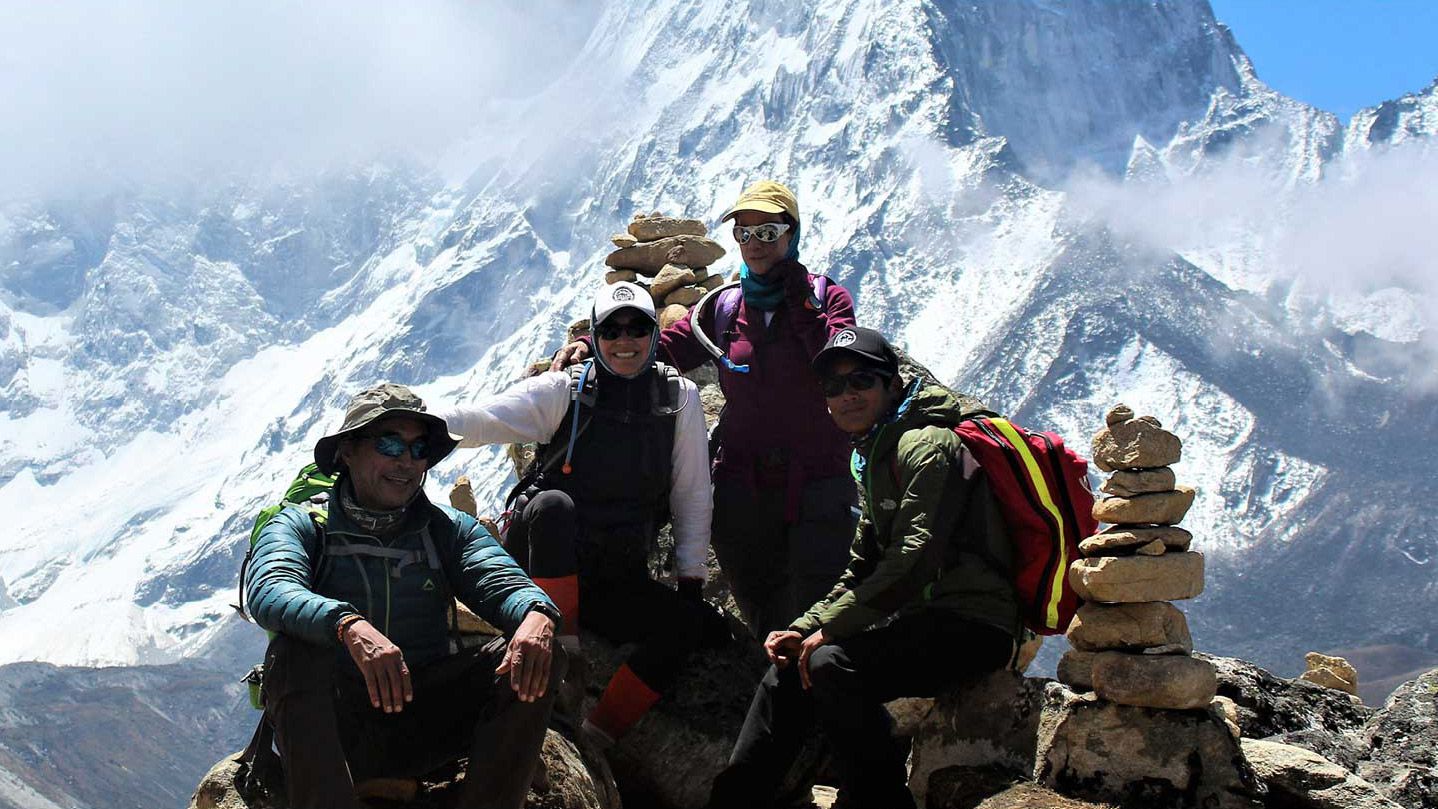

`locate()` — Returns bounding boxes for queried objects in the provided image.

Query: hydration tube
[560,360,592,474]
[691,280,750,374]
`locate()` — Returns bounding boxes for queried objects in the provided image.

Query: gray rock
[1034,682,1262,808]
[908,671,1050,807]
[1242,739,1402,809]
[1360,667,1438,808]
[1091,651,1217,710]
[1202,654,1371,742]
[1266,728,1369,772]
[188,728,620,809]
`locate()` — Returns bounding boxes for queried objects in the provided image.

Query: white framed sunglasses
[732,222,792,245]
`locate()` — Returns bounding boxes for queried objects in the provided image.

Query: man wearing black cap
[709,328,1020,809]
[246,383,564,809]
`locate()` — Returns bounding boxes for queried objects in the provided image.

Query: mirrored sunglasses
[732,222,792,245]
[368,433,430,460]
[820,368,890,398]
[595,320,655,340]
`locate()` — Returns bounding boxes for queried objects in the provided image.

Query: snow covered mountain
[0,0,1432,696]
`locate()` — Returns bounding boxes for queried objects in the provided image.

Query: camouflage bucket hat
[313,383,461,475]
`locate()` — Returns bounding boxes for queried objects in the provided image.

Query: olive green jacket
[790,382,1020,640]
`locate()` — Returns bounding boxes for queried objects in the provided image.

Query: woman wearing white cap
[438,281,714,746]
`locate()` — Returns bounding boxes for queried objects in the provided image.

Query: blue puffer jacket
[246,485,553,667]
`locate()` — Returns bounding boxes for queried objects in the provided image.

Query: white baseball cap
[592,281,657,326]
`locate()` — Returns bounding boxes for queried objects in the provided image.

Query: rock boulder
[606,236,726,276]
[1091,415,1182,473]
[628,216,706,241]
[1101,467,1177,497]
[1091,486,1195,526]
[1090,652,1217,710]
[1079,526,1192,557]
[1066,602,1192,654]
[1300,652,1360,697]
[1242,739,1402,809]
[1069,553,1205,604]
[1034,683,1261,808]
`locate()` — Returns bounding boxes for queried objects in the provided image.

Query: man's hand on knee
[797,628,830,691]
[498,610,556,703]
[764,630,803,669]
[341,618,413,713]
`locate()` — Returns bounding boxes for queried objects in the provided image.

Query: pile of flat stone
[604,212,729,330]
[1058,404,1217,711]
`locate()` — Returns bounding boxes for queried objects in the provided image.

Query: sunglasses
[732,222,792,245]
[820,368,891,398]
[366,432,430,461]
[595,320,655,340]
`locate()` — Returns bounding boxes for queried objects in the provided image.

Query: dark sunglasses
[820,368,891,398]
[732,222,791,245]
[595,320,655,340]
[366,432,430,461]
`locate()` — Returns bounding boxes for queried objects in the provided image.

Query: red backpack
[953,416,1096,635]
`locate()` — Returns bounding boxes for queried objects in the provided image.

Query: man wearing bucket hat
[438,280,716,747]
[551,181,859,639]
[707,327,1019,809]
[246,382,564,809]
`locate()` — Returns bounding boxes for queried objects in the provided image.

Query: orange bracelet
[335,614,364,642]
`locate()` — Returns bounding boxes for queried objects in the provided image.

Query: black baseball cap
[813,327,899,378]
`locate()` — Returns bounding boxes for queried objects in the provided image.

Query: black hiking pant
[262,633,562,809]
[707,610,1014,809]
[507,488,705,692]
[711,474,857,637]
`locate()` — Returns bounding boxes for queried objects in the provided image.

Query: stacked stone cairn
[1057,404,1216,711]
[1028,407,1261,808]
[604,212,729,330]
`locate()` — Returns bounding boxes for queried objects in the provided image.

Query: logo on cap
[833,330,857,347]
[612,286,636,302]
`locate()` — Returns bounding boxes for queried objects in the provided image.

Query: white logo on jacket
[879,498,897,510]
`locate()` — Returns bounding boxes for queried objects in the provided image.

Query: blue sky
[1209,0,1438,119]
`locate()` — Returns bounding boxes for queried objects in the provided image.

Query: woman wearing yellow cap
[556,180,858,637]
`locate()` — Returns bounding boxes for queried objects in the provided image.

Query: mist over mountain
[0,2,1434,806]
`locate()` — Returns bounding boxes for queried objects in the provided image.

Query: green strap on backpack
[237,462,337,709]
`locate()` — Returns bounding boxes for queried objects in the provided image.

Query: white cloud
[0,1,601,198]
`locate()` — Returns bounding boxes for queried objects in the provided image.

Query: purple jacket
[661,264,856,520]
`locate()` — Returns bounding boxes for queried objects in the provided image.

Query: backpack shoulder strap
[651,362,687,416]
[714,287,743,352]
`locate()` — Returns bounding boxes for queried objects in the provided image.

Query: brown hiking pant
[262,633,563,809]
